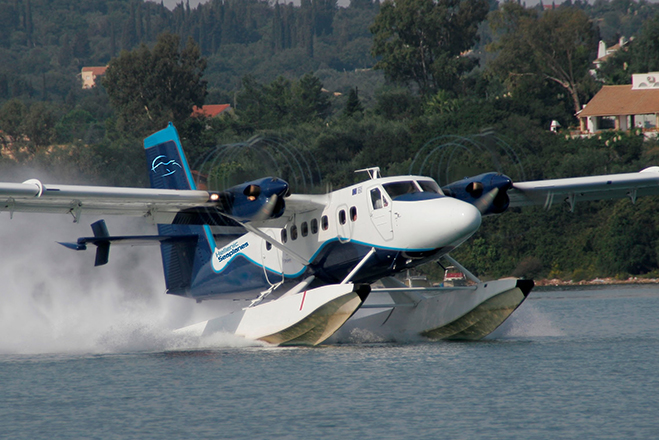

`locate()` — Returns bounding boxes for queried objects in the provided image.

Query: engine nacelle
[442,172,512,215]
[211,177,289,222]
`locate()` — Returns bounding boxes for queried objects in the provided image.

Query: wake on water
[489,300,564,339]
[0,214,263,355]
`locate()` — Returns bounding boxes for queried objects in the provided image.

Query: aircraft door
[368,186,393,240]
[261,230,283,276]
[337,204,352,242]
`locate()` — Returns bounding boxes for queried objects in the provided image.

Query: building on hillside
[80,66,107,89]
[191,104,232,118]
[592,37,630,73]
[577,72,659,135]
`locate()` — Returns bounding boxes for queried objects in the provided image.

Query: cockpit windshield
[383,181,419,200]
[418,180,443,195]
[382,180,444,200]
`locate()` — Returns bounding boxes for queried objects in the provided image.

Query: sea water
[1,285,659,439]
[2,217,659,439]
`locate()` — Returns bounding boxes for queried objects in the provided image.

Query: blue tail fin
[144,122,197,191]
[144,123,214,297]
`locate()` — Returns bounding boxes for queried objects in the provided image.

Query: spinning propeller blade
[253,193,278,222]
[473,187,499,215]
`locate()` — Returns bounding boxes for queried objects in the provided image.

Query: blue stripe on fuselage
[208,236,436,277]
[191,236,441,298]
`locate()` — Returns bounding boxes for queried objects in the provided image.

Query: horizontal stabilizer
[58,234,199,248]
[58,219,198,266]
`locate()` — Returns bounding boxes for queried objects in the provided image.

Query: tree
[102,32,207,137]
[600,12,659,85]
[235,75,292,130]
[488,3,596,115]
[597,200,659,275]
[293,73,331,121]
[23,102,57,150]
[0,3,17,49]
[350,0,376,9]
[370,0,490,95]
[0,99,27,145]
[344,87,364,117]
[313,0,337,37]
[235,74,331,129]
[55,109,96,143]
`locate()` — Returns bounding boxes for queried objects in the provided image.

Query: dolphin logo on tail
[151,155,182,177]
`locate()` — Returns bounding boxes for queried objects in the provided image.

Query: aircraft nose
[437,198,482,246]
[393,196,482,250]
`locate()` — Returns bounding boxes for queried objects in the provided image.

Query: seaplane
[2,123,659,346]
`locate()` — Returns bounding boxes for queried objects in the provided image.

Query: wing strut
[341,247,376,285]
[443,254,481,284]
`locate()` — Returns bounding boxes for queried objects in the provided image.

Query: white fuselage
[207,175,482,287]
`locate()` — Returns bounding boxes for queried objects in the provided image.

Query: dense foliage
[487,3,598,114]
[370,0,489,95]
[2,0,659,282]
[103,32,207,136]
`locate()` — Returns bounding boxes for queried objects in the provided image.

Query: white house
[578,72,659,134]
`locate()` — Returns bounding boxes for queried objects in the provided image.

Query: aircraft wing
[0,179,214,223]
[508,167,659,210]
[284,193,330,213]
[0,179,330,226]
[250,193,330,228]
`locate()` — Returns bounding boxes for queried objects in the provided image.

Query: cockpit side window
[371,188,383,209]
[418,180,442,194]
[383,181,419,200]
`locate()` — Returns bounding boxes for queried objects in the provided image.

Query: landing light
[209,193,220,201]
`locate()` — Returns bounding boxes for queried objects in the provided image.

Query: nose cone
[261,177,290,198]
[438,198,482,247]
[397,197,482,250]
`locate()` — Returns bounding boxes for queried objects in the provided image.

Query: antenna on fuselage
[355,167,381,180]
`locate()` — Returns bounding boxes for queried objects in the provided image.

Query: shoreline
[533,277,659,287]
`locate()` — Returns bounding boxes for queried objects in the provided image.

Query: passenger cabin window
[281,228,287,243]
[266,241,272,251]
[301,221,309,237]
[350,206,357,222]
[383,181,420,200]
[290,224,298,240]
[311,218,319,234]
[321,215,329,231]
[419,180,442,194]
[338,209,347,225]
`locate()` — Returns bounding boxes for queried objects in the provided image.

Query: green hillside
[2,0,659,281]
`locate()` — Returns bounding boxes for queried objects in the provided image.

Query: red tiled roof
[578,85,659,118]
[81,66,108,76]
[191,104,231,118]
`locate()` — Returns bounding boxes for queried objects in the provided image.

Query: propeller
[473,187,500,215]
[252,193,279,222]
[442,172,513,215]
